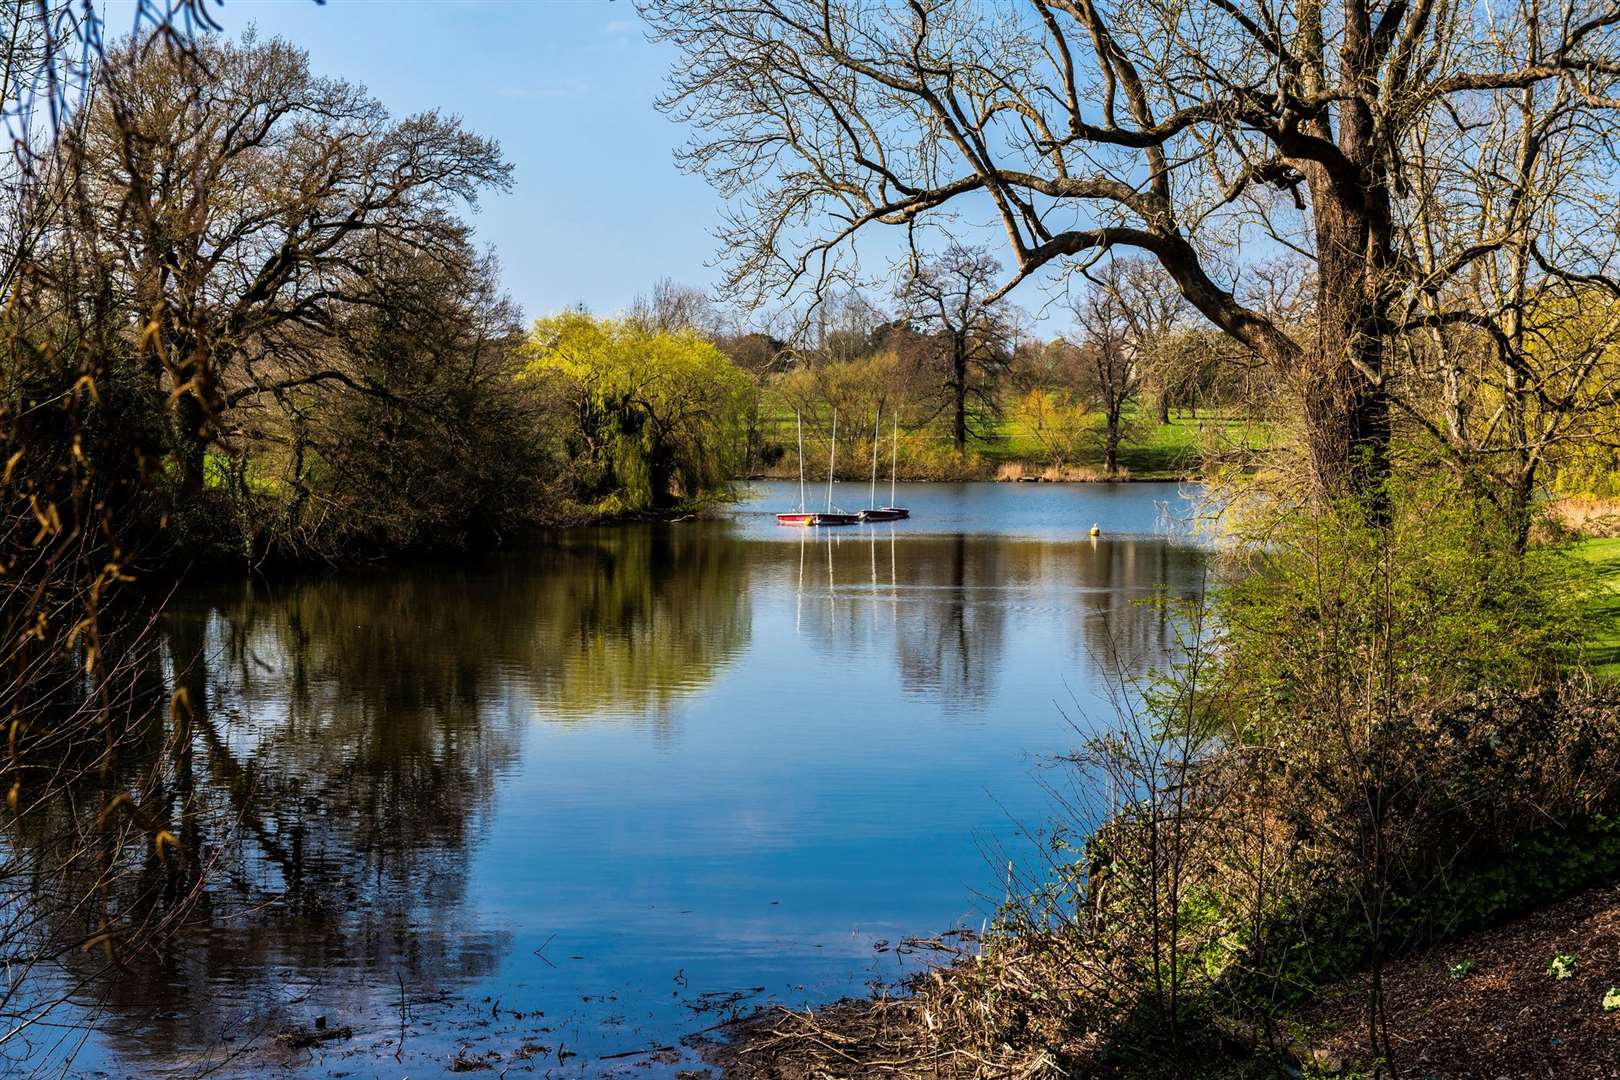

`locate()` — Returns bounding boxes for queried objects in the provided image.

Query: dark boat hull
[859,507,910,522]
[814,512,861,526]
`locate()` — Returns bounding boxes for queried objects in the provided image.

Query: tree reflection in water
[790,529,1200,712]
[15,526,752,1073]
[12,518,1206,1076]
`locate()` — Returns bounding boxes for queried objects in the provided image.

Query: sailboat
[777,411,860,526]
[776,412,817,526]
[814,411,860,525]
[859,412,910,522]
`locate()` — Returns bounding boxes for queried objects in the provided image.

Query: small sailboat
[777,411,858,526]
[776,412,817,526]
[859,412,910,522]
[814,411,860,526]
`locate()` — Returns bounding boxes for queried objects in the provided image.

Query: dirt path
[1298,884,1620,1078]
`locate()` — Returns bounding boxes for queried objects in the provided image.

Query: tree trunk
[1285,54,1399,511]
[952,342,968,452]
[1105,406,1121,477]
[1505,463,1538,555]
[164,323,222,503]
[649,437,676,507]
[1299,323,1390,508]
[1156,386,1170,425]
[1301,161,1395,514]
[174,392,209,500]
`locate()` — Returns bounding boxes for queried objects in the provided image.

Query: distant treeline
[11,27,1620,580]
[2,32,1265,577]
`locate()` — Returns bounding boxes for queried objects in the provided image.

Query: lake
[37,481,1207,1078]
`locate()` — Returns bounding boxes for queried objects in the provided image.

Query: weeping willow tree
[522,311,752,514]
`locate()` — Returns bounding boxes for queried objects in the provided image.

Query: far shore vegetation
[7,4,1620,1080]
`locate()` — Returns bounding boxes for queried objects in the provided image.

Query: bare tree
[805,285,890,364]
[1392,71,1620,548]
[1070,277,1137,477]
[1410,286,1620,550]
[66,31,510,497]
[1120,267,1184,428]
[896,244,1017,450]
[1062,258,1185,474]
[645,0,1620,511]
[629,276,721,336]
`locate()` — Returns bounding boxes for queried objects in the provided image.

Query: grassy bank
[1574,537,1620,676]
[752,407,1272,482]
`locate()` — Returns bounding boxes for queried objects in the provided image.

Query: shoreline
[152,477,1202,589]
[697,817,1620,1080]
[738,470,1199,484]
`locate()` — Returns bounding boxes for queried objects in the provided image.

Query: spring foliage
[522,312,752,514]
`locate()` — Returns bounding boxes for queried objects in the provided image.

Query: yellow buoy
[1089,524,1101,537]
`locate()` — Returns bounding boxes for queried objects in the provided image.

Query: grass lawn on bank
[1572,537,1620,677]
[756,401,1274,480]
[984,410,1267,477]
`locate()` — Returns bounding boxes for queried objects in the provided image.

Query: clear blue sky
[110,0,726,322]
[104,0,1100,333]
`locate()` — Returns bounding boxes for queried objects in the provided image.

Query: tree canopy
[522,311,753,513]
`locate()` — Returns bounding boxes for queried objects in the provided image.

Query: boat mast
[890,413,898,507]
[796,411,806,511]
[827,411,837,512]
[870,410,880,510]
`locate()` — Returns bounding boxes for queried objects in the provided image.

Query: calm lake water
[46,482,1207,1078]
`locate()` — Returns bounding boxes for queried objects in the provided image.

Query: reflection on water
[44,482,1205,1078]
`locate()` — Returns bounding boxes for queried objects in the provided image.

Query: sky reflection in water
[63,482,1207,1078]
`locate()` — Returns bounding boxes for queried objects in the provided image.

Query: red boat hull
[859,507,910,522]
[775,512,861,526]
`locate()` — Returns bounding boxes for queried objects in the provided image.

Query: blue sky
[100,0,1116,334]
[110,0,726,322]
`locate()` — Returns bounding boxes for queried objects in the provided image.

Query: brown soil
[1549,497,1620,538]
[696,882,1620,1079]
[1297,883,1620,1078]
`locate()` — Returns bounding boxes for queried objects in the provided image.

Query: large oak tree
[896,244,1017,450]
[644,0,1620,507]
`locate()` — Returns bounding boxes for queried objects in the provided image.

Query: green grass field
[1572,537,1620,676]
[974,411,1239,475]
[755,399,1272,481]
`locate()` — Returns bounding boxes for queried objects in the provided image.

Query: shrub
[1006,475,1618,1068]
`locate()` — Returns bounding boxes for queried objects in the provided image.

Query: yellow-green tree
[1016,387,1094,467]
[522,311,752,512]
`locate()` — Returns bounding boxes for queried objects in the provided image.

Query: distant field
[754,400,1273,481]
